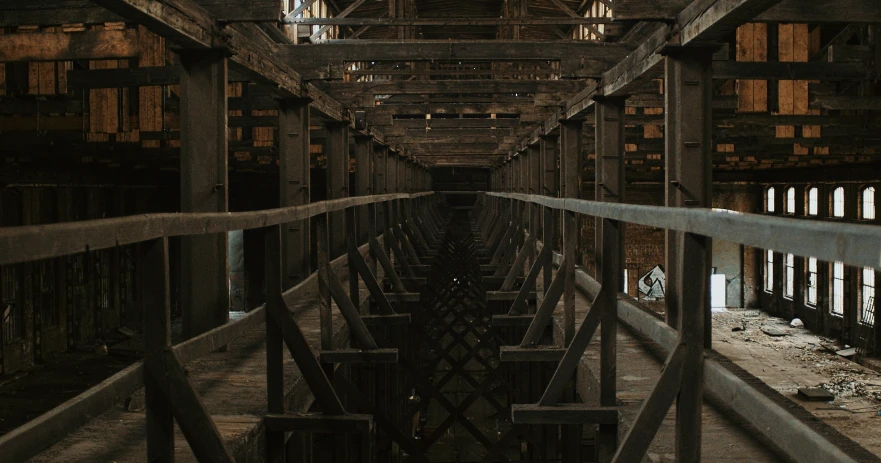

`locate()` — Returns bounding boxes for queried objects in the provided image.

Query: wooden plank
[486,290,537,301]
[142,238,175,463]
[361,314,411,326]
[520,261,566,347]
[264,413,373,433]
[713,61,865,80]
[492,314,536,327]
[512,404,619,425]
[0,29,138,62]
[499,346,566,362]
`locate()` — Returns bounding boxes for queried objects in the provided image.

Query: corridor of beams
[2,0,881,463]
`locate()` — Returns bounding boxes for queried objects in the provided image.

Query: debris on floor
[797,387,835,401]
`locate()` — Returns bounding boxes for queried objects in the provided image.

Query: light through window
[807,187,818,216]
[832,262,844,315]
[786,187,795,214]
[766,187,776,213]
[863,187,876,220]
[784,254,794,299]
[832,187,845,218]
[863,268,875,326]
[807,257,818,306]
[765,250,774,292]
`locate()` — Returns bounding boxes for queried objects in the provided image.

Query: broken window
[862,268,875,326]
[784,253,794,300]
[807,257,818,306]
[832,262,844,316]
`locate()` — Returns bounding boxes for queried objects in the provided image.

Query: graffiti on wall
[638,265,666,301]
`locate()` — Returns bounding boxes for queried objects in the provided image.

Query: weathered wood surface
[0,29,139,62]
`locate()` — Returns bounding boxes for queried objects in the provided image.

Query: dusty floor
[711,308,881,456]
[0,350,133,436]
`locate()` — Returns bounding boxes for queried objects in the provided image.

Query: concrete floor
[712,309,881,456]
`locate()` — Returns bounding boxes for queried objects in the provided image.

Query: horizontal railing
[0,192,433,266]
[488,192,881,270]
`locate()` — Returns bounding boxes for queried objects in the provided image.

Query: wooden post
[560,120,582,346]
[354,135,373,244]
[265,226,285,462]
[560,118,582,462]
[594,95,626,461]
[541,134,559,295]
[326,121,350,259]
[666,46,713,462]
[279,98,312,288]
[142,238,173,463]
[179,50,229,339]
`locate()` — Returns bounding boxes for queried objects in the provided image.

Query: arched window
[807,257,818,306]
[862,186,876,220]
[766,187,776,213]
[807,187,818,216]
[832,187,845,218]
[785,187,796,214]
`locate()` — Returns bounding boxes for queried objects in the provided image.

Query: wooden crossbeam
[0,29,138,62]
[323,79,587,96]
[309,0,368,40]
[611,344,688,463]
[486,290,537,301]
[279,40,630,63]
[520,261,566,347]
[369,236,408,293]
[347,244,396,315]
[499,346,567,362]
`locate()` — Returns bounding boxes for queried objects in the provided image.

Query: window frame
[807,187,819,216]
[862,267,875,326]
[785,187,796,215]
[765,250,774,293]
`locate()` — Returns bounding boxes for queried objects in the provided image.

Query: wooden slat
[0,29,138,62]
[512,404,619,425]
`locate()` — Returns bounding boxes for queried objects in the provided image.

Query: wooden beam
[264,413,373,433]
[286,17,616,26]
[324,79,587,96]
[512,404,619,425]
[713,61,867,80]
[280,40,630,63]
[0,29,138,62]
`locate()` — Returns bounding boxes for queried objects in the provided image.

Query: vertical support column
[594,95,626,461]
[354,134,373,244]
[142,238,173,463]
[279,98,312,288]
[264,226,285,462]
[179,50,229,339]
[374,146,388,237]
[326,121,350,259]
[665,46,713,462]
[528,143,541,238]
[541,134,559,294]
[560,119,582,462]
[793,186,806,313]
[560,120,582,346]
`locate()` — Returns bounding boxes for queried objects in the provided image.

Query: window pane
[766,187,775,213]
[832,262,844,315]
[784,253,794,298]
[807,257,818,306]
[766,250,774,292]
[808,188,818,215]
[863,268,875,326]
[863,187,876,220]
[786,188,795,214]
[833,187,845,217]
